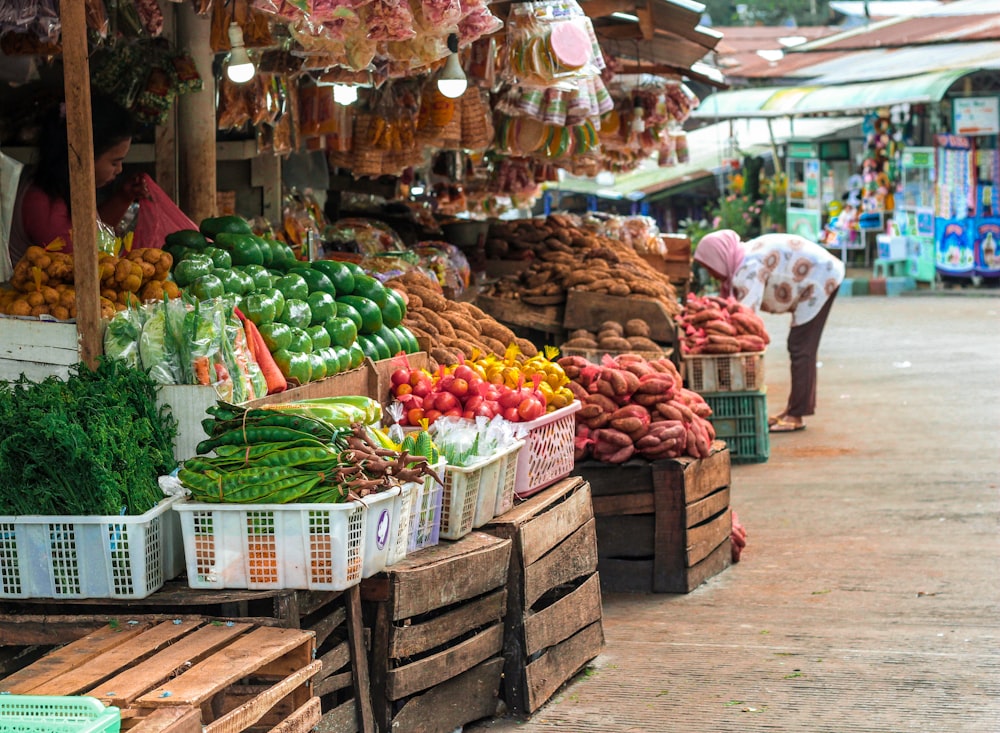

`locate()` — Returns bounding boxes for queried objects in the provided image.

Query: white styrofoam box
[0,317,79,383]
[156,384,219,463]
[0,495,185,600]
[174,500,365,591]
[358,486,401,578]
[876,235,909,260]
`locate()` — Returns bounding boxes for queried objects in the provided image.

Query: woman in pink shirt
[9,93,148,264]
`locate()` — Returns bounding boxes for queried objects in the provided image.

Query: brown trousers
[785,290,837,418]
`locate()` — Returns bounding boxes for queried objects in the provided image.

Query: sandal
[767,413,787,428]
[769,418,806,433]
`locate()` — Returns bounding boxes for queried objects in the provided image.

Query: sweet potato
[601,367,629,395]
[582,413,610,429]
[624,318,650,338]
[585,393,617,413]
[655,402,685,422]
[631,392,667,407]
[593,428,633,447]
[609,409,650,436]
[636,376,674,395]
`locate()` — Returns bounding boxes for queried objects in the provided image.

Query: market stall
[0,2,747,731]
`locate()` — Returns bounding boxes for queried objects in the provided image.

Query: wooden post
[155,2,179,201]
[176,3,217,222]
[59,0,101,368]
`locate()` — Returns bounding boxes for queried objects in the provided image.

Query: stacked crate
[360,533,511,733]
[684,351,769,464]
[578,443,733,593]
[484,476,604,715]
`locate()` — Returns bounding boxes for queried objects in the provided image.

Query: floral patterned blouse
[731,234,845,326]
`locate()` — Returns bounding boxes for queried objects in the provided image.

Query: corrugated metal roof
[801,13,1000,50]
[785,41,1000,84]
[829,1,944,18]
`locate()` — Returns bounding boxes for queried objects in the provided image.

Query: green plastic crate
[0,695,120,733]
[703,390,770,464]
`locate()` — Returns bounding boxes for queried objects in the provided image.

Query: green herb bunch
[0,357,178,517]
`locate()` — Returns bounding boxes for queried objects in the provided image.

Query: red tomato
[453,364,477,383]
[435,392,459,413]
[517,398,545,421]
[502,406,521,422]
[450,377,469,398]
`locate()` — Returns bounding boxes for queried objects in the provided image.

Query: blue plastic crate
[0,695,120,733]
[703,391,769,464]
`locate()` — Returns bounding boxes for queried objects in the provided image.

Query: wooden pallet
[0,619,321,733]
[0,583,375,733]
[577,443,733,593]
[484,476,604,715]
[360,532,512,733]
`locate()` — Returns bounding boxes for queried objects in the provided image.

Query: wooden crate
[360,532,512,733]
[563,289,677,344]
[474,294,565,337]
[0,583,376,733]
[0,619,321,733]
[577,443,732,594]
[0,317,82,383]
[484,476,604,715]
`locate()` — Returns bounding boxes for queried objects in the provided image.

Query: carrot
[193,356,211,385]
[237,308,287,395]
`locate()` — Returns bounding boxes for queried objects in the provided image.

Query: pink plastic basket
[513,401,582,499]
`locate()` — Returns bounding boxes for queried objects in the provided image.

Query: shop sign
[952,97,999,136]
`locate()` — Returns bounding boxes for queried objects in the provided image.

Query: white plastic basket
[492,440,525,517]
[387,482,414,567]
[173,500,364,591]
[513,401,582,499]
[359,487,401,578]
[683,351,765,393]
[0,495,184,600]
[442,441,526,531]
[407,461,445,553]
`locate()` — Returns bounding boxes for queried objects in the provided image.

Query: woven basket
[461,89,494,151]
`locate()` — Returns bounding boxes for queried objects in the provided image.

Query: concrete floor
[470,293,1000,732]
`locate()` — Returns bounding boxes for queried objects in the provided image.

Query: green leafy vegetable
[0,357,178,516]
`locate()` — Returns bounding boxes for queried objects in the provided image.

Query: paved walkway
[470,294,1000,732]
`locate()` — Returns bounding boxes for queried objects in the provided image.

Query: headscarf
[693,229,746,297]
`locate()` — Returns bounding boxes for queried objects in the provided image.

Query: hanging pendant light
[436,33,467,99]
[226,23,256,84]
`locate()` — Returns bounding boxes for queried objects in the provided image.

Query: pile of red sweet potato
[559,353,716,463]
[676,293,769,355]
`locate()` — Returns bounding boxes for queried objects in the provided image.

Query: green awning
[792,68,972,114]
[691,68,974,119]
